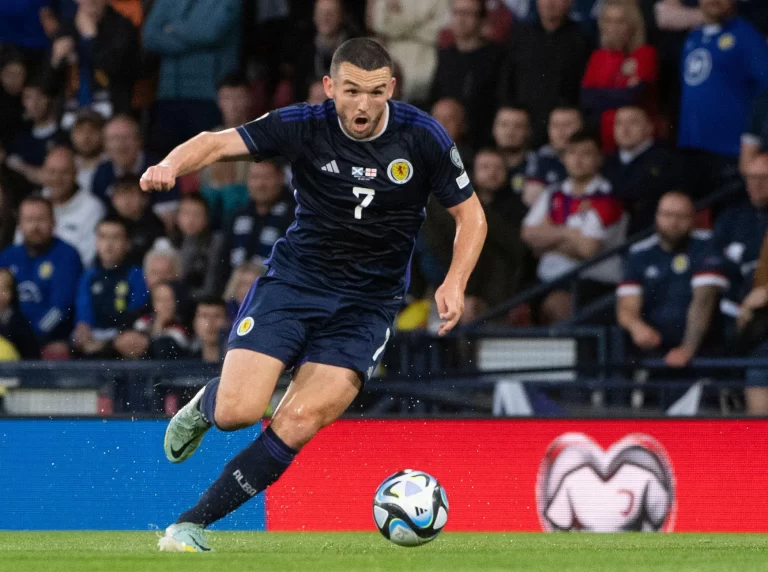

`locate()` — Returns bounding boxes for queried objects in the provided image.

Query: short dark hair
[19,194,54,218]
[97,215,129,236]
[111,174,142,194]
[330,38,393,77]
[217,73,249,91]
[180,192,210,215]
[567,129,601,149]
[195,296,227,313]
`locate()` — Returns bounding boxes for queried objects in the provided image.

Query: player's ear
[323,76,334,99]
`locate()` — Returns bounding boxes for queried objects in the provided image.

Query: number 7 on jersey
[353,187,375,220]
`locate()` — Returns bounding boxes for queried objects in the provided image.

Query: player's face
[326,63,395,140]
[177,200,209,237]
[96,222,129,268]
[699,0,734,22]
[42,149,76,203]
[19,202,54,248]
[473,152,507,192]
[599,5,632,51]
[194,304,227,344]
[247,163,283,206]
[71,121,103,159]
[564,141,601,181]
[614,108,652,150]
[431,99,465,141]
[493,109,529,151]
[548,110,582,153]
[656,194,694,245]
[745,157,768,209]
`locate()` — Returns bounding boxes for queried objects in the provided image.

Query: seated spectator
[173,193,225,300]
[617,192,727,368]
[225,161,294,272]
[603,106,683,235]
[581,0,658,153]
[491,106,537,206]
[740,89,768,175]
[92,114,180,231]
[198,75,251,230]
[677,0,768,201]
[0,196,83,356]
[522,131,626,324]
[429,0,504,147]
[187,296,228,363]
[6,78,63,187]
[0,267,40,359]
[50,0,139,128]
[524,105,584,211]
[223,261,265,322]
[0,51,27,148]
[73,216,148,357]
[142,0,240,155]
[41,146,105,266]
[499,0,592,145]
[366,0,449,104]
[143,244,183,290]
[109,175,165,265]
[70,109,105,195]
[431,98,475,175]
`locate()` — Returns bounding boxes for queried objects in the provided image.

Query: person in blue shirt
[0,195,82,356]
[617,191,728,368]
[73,216,148,357]
[678,0,768,200]
[141,38,487,551]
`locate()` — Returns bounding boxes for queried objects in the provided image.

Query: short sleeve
[236,104,311,163]
[691,243,729,290]
[523,190,551,227]
[617,253,644,297]
[423,128,474,208]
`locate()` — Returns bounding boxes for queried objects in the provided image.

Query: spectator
[6,78,62,187]
[187,296,228,363]
[122,281,190,360]
[430,98,475,174]
[522,131,626,324]
[366,0,450,104]
[499,0,592,146]
[491,106,537,205]
[617,192,727,369]
[73,216,148,357]
[92,114,180,231]
[429,0,505,147]
[524,105,583,208]
[40,146,105,266]
[0,51,27,148]
[603,106,683,235]
[225,161,294,273]
[678,0,768,200]
[109,175,166,265]
[143,245,182,290]
[198,75,251,230]
[50,0,139,128]
[223,261,265,322]
[581,0,658,153]
[142,0,240,155]
[69,109,105,195]
[0,267,40,359]
[0,196,82,356]
[306,78,327,105]
[741,89,768,175]
[174,193,225,300]
[284,0,357,103]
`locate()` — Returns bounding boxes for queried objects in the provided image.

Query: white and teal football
[372,469,449,547]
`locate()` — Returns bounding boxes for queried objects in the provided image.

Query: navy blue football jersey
[617,232,728,347]
[236,100,474,299]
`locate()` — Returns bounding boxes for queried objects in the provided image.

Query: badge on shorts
[237,317,254,336]
[387,159,413,184]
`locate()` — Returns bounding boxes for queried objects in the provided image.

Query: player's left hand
[664,346,693,368]
[435,280,464,337]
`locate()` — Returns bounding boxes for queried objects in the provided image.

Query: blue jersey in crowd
[76,262,148,340]
[678,17,768,156]
[618,232,728,347]
[0,238,83,342]
[236,100,474,299]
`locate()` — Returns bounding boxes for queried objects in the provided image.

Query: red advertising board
[266,420,768,532]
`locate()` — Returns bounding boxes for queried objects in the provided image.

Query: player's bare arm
[436,194,487,336]
[140,129,250,192]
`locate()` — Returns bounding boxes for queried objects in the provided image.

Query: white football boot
[163,386,212,463]
[158,523,211,552]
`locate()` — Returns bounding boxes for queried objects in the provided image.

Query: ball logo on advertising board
[536,433,676,532]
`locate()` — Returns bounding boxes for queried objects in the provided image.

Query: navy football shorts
[227,272,399,382]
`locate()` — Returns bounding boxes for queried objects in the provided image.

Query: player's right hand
[140,163,176,192]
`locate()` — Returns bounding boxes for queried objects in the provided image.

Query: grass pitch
[0,532,767,572]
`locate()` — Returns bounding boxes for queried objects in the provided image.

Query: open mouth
[354,116,369,129]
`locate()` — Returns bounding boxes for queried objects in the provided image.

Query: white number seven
[353,187,375,220]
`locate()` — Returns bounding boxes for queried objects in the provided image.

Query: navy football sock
[197,377,220,426]
[177,426,296,527]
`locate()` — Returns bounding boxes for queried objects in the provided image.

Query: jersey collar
[336,101,390,143]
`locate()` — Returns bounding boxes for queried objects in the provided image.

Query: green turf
[0,532,767,572]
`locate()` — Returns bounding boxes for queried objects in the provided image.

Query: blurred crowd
[2,0,768,411]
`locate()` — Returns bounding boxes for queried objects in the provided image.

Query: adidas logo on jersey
[321,160,340,173]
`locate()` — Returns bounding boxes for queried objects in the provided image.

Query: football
[372,469,449,547]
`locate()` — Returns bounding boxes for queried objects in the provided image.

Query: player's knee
[213,398,263,431]
[270,405,327,448]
